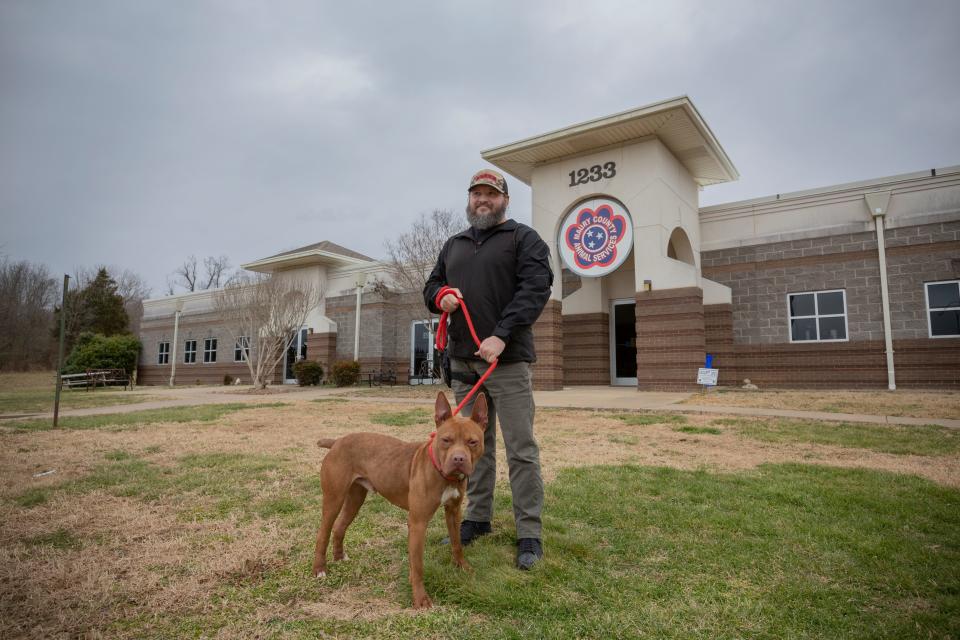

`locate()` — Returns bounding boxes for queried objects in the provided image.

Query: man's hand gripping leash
[434,285,499,416]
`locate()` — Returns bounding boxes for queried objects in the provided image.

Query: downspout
[865,191,895,390]
[353,272,366,361]
[169,299,184,387]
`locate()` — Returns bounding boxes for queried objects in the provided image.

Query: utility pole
[53,274,69,428]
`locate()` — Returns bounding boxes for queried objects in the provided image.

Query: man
[423,168,553,570]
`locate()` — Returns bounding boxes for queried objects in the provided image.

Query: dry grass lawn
[681,388,960,419]
[2,397,958,638]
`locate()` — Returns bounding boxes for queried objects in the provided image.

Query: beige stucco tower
[483,97,738,390]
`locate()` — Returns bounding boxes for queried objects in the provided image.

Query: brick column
[531,299,563,390]
[635,287,705,391]
[563,312,610,385]
[704,303,737,386]
[306,331,338,374]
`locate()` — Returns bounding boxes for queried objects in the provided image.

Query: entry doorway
[283,328,309,383]
[410,319,441,385]
[609,299,637,386]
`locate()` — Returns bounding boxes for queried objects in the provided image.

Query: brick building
[139,97,960,390]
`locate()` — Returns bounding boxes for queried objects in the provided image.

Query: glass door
[410,319,440,385]
[284,328,308,383]
[609,299,637,386]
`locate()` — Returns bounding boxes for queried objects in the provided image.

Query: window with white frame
[788,289,848,342]
[234,336,250,362]
[203,338,217,363]
[926,280,960,338]
[158,342,170,365]
[184,340,197,364]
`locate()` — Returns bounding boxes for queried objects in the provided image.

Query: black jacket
[423,219,553,363]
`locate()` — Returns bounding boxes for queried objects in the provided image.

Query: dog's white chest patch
[440,485,460,506]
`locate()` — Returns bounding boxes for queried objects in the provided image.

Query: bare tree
[115,269,152,336]
[202,255,232,289]
[383,209,465,381]
[214,274,323,389]
[171,255,199,292]
[0,259,57,370]
[169,255,233,293]
[384,208,465,301]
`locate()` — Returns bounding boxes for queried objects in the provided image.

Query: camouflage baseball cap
[468,169,508,195]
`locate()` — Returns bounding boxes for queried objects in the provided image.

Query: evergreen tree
[53,267,131,356]
[84,268,129,336]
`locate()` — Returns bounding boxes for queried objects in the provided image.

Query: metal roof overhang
[241,249,372,273]
[481,96,739,187]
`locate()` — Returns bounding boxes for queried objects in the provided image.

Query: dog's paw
[314,570,326,578]
[412,593,433,610]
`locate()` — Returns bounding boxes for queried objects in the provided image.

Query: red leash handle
[433,286,498,416]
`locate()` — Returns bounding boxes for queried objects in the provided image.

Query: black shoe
[441,520,492,546]
[516,538,543,570]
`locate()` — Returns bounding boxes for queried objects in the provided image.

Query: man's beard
[466,201,508,230]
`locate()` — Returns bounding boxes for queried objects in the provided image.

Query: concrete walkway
[5,384,959,430]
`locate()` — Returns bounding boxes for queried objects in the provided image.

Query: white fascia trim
[700,165,960,217]
[241,249,374,272]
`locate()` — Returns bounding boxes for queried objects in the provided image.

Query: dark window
[926,281,960,338]
[235,336,249,362]
[203,338,217,363]
[184,340,197,364]
[158,342,170,365]
[788,289,847,342]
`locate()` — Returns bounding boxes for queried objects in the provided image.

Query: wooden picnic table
[60,369,131,391]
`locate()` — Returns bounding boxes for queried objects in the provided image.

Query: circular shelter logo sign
[558,198,633,277]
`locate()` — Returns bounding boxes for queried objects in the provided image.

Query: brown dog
[312,391,487,609]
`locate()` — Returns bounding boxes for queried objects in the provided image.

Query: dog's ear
[470,392,488,430]
[435,392,452,426]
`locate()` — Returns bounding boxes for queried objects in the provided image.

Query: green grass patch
[23,528,81,550]
[614,412,688,426]
[715,417,960,455]
[13,450,298,522]
[311,398,348,404]
[15,488,49,508]
[370,407,431,427]
[104,449,134,461]
[1,402,288,432]
[111,463,960,639]
[0,387,159,414]
[674,425,722,435]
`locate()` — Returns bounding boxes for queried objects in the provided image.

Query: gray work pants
[451,358,543,539]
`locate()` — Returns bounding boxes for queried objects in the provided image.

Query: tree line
[0,254,237,372]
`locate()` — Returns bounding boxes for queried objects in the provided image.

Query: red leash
[433,286,498,416]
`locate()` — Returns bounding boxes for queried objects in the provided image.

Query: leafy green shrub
[330,360,360,387]
[292,360,323,386]
[64,332,140,375]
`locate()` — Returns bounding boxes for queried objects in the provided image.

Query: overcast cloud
[2,0,958,296]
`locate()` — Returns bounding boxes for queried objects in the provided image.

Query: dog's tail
[317,438,337,449]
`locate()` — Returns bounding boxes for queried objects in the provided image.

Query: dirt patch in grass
[3,399,959,637]
[681,389,960,420]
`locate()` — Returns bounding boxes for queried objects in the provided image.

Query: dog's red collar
[427,432,463,483]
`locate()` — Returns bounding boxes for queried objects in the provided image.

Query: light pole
[169,299,184,387]
[53,274,69,428]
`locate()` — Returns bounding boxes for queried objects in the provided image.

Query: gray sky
[2,0,958,297]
